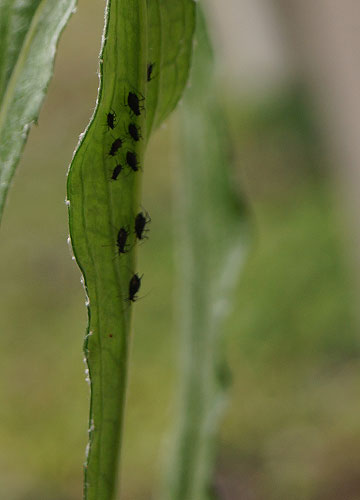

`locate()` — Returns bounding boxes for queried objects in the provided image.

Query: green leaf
[161,8,249,500]
[0,0,76,223]
[66,1,196,499]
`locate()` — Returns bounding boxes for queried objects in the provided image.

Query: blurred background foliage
[1,0,360,499]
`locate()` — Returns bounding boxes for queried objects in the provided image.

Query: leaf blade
[162,8,250,500]
[0,0,76,222]
[146,0,196,134]
[67,1,196,499]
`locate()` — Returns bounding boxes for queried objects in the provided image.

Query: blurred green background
[1,1,360,499]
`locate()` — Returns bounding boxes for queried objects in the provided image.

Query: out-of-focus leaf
[161,8,249,500]
[0,0,76,222]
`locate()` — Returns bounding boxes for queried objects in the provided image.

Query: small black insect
[111,164,123,180]
[126,273,142,302]
[128,123,141,142]
[126,151,140,172]
[107,111,116,130]
[134,210,151,240]
[127,91,144,116]
[147,62,155,82]
[109,138,123,156]
[116,226,130,254]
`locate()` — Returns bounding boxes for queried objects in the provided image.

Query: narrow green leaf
[161,8,249,500]
[0,0,76,222]
[67,1,196,499]
[146,0,196,134]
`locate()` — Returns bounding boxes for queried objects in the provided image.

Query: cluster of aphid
[116,210,151,303]
[106,91,143,179]
[106,63,154,180]
[106,64,154,304]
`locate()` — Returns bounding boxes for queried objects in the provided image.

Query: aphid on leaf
[106,110,116,130]
[126,151,140,172]
[109,138,123,156]
[126,273,142,303]
[111,164,123,180]
[134,210,151,240]
[116,227,130,254]
[127,91,144,117]
[128,123,141,142]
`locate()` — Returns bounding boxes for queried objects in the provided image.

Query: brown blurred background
[1,1,360,499]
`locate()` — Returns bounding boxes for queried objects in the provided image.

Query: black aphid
[147,63,155,82]
[126,151,140,172]
[127,91,144,116]
[127,273,142,302]
[111,164,123,180]
[134,210,151,240]
[128,123,141,142]
[116,227,130,254]
[109,138,123,156]
[107,111,116,130]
